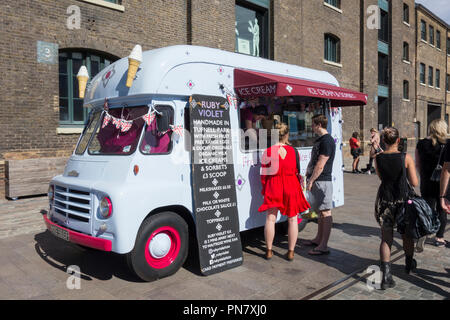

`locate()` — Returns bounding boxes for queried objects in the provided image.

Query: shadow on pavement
[34,230,203,283]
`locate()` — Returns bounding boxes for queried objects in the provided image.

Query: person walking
[259,123,311,261]
[440,142,450,238]
[374,127,419,290]
[415,119,448,250]
[303,114,336,255]
[349,132,362,173]
[366,128,383,174]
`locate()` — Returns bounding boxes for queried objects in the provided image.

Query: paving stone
[0,174,448,300]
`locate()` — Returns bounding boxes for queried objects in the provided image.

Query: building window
[378,53,388,85]
[59,50,117,125]
[429,25,434,45]
[446,74,450,91]
[420,20,427,41]
[324,34,341,63]
[235,1,270,59]
[325,0,340,9]
[403,81,409,100]
[378,9,389,43]
[403,42,409,61]
[447,37,450,55]
[436,69,440,88]
[428,66,433,86]
[436,30,441,49]
[403,4,409,24]
[420,63,426,84]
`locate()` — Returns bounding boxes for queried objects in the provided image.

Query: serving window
[238,97,326,151]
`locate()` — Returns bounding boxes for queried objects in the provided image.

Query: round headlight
[99,196,112,218]
[48,185,54,202]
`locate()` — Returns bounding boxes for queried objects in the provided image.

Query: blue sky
[415,0,450,25]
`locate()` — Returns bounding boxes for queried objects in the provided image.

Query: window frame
[403,3,409,24]
[324,33,341,64]
[324,0,340,9]
[429,25,434,46]
[235,0,270,59]
[420,63,426,84]
[402,42,409,62]
[378,9,389,43]
[436,30,441,49]
[403,80,409,100]
[59,50,116,126]
[420,20,427,41]
[428,66,434,86]
[436,69,440,89]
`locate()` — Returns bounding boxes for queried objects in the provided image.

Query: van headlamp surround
[99,196,113,218]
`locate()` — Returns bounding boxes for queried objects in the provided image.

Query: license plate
[49,224,69,242]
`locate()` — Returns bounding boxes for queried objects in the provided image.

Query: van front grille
[53,185,92,223]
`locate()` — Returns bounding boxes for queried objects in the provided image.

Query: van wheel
[127,212,188,282]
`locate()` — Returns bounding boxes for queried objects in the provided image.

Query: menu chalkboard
[190,94,243,276]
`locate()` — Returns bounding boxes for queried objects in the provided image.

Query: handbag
[396,153,440,239]
[430,144,445,182]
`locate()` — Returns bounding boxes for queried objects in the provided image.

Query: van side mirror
[156,109,170,132]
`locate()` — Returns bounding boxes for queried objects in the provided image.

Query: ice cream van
[43,45,367,281]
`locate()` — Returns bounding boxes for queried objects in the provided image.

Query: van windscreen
[75,111,102,155]
[88,106,149,155]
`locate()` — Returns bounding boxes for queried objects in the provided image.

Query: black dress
[375,153,408,229]
[416,138,445,199]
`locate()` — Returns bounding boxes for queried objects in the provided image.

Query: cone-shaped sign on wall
[77,66,89,98]
[126,45,142,87]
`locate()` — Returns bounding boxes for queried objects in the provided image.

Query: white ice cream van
[43,45,367,281]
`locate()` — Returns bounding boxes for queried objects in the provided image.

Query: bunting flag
[102,113,111,128]
[120,119,133,133]
[143,112,156,126]
[170,124,184,137]
[112,116,121,129]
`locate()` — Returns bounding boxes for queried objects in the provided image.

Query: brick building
[0,0,449,199]
[415,4,449,139]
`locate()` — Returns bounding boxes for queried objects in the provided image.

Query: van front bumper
[43,214,112,252]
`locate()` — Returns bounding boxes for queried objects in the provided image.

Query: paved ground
[0,172,448,300]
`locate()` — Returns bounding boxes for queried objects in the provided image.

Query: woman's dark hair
[381,127,399,145]
[352,132,358,139]
[253,105,268,116]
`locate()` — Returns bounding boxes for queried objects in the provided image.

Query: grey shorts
[309,181,333,212]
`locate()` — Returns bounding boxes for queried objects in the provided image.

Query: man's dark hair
[253,105,268,116]
[311,114,328,128]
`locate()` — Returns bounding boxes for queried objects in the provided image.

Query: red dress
[258,145,310,217]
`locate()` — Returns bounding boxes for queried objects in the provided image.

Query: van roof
[84,45,340,106]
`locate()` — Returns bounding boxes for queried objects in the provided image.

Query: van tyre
[127,212,188,282]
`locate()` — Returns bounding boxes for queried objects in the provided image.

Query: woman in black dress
[374,127,419,290]
[415,119,448,248]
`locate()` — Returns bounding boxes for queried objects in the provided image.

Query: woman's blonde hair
[275,122,289,141]
[370,128,378,133]
[428,119,448,146]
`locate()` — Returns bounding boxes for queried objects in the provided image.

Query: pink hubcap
[144,226,180,269]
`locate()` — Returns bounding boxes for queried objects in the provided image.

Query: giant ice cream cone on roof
[77,66,89,98]
[126,45,142,87]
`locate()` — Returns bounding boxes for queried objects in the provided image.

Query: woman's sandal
[308,248,330,255]
[301,240,319,247]
[265,249,273,260]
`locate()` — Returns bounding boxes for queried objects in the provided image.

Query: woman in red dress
[259,123,310,261]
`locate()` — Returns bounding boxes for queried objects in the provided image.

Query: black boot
[380,262,396,290]
[405,255,417,274]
